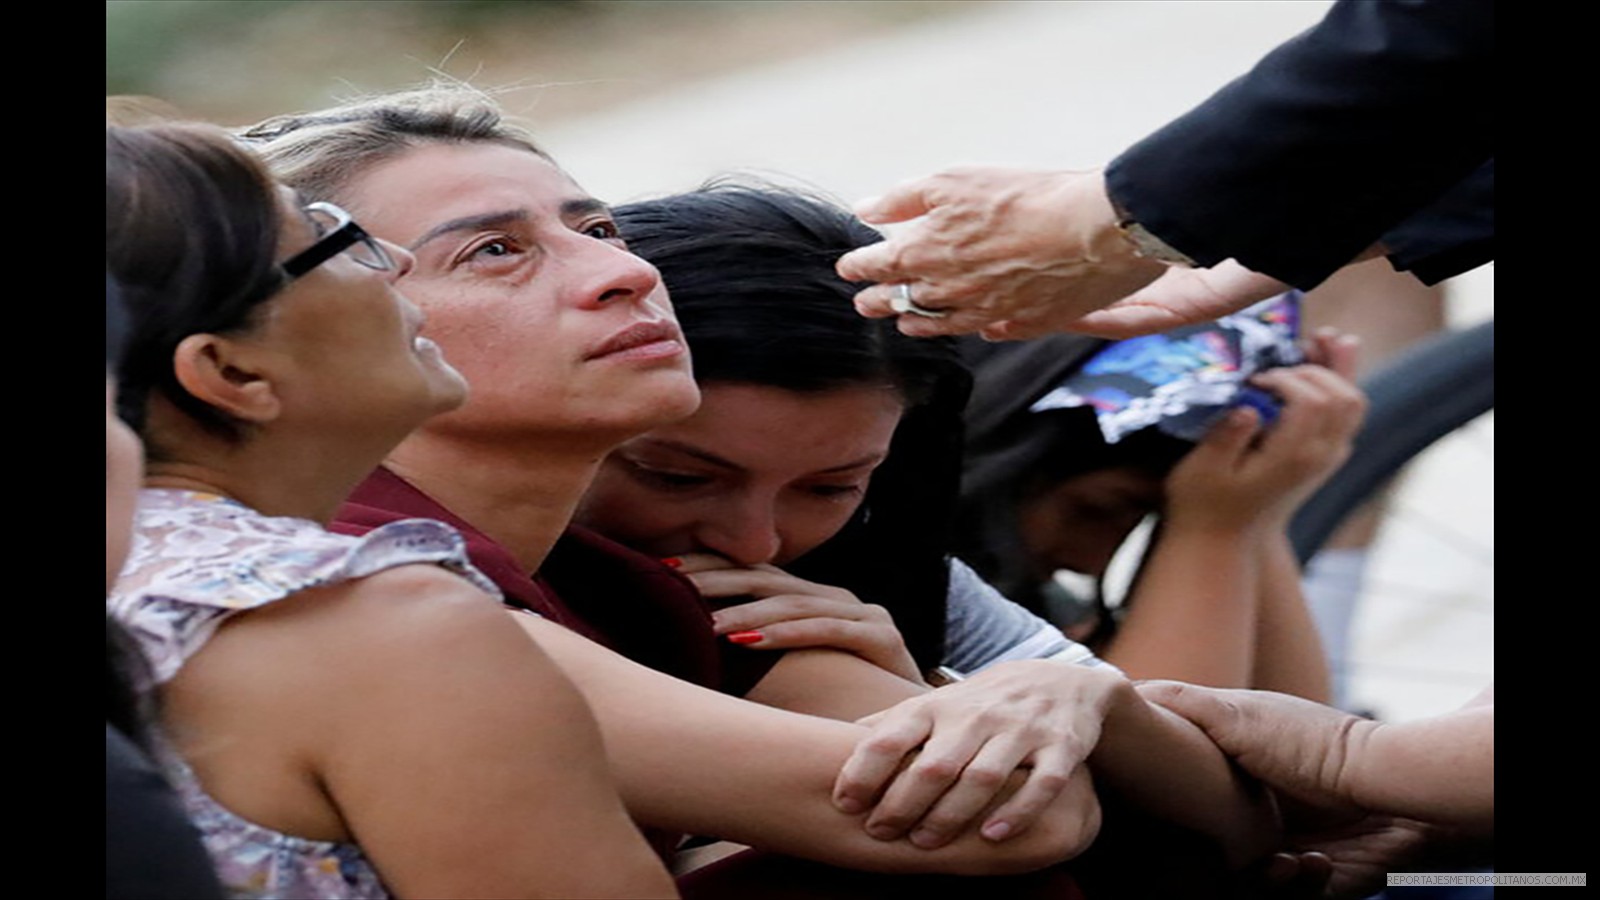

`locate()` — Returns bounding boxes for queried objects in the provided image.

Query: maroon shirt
[332,466,782,696]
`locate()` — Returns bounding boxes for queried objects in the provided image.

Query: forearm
[516,616,1096,874]
[744,647,926,722]
[1250,531,1332,701]
[1102,522,1259,686]
[1090,676,1278,867]
[1346,704,1493,833]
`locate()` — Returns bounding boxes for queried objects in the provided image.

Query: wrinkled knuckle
[913,757,963,784]
[962,764,1009,792]
[861,733,913,757]
[1029,771,1072,795]
[972,708,1015,731]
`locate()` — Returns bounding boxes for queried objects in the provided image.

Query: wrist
[1106,181,1198,268]
[1334,716,1386,809]
[1072,170,1168,274]
[1160,510,1265,541]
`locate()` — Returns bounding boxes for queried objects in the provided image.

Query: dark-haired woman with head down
[596,182,1360,700]
[105,119,675,899]
[584,182,1101,685]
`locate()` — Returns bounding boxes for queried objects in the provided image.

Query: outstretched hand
[837,167,1166,339]
[1061,259,1294,339]
[1137,681,1372,811]
[833,660,1121,849]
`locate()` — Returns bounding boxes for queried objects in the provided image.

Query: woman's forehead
[349,142,592,236]
[651,384,902,463]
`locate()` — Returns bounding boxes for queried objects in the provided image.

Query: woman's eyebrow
[561,198,612,221]
[642,440,742,472]
[815,453,888,474]
[642,440,885,475]
[409,208,531,251]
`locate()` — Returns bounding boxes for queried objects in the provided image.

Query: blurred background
[108,0,1492,722]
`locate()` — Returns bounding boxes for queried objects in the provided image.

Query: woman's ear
[171,333,283,425]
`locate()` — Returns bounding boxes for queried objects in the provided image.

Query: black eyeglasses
[281,202,395,279]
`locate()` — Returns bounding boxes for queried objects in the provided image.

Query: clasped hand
[835,660,1121,850]
[680,554,1115,851]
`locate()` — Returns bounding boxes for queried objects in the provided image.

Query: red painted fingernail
[726,630,764,645]
[660,557,682,569]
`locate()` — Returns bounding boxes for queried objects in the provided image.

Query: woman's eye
[807,483,866,499]
[628,464,711,491]
[472,239,517,258]
[583,220,626,244]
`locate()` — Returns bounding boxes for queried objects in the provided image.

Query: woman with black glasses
[105,120,676,899]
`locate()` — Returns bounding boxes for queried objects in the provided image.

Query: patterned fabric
[108,488,501,899]
[170,752,386,900]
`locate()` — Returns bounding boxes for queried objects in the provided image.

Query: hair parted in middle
[241,83,552,205]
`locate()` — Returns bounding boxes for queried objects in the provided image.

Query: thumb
[1068,304,1186,339]
[1137,680,1237,738]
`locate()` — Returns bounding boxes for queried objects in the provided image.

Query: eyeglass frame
[280,201,395,279]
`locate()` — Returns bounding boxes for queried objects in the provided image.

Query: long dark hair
[107,274,155,749]
[106,123,288,447]
[616,183,971,670]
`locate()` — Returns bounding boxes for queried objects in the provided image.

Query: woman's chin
[419,361,471,415]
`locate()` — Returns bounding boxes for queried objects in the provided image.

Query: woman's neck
[385,430,614,573]
[142,421,398,526]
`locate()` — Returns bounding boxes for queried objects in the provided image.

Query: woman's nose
[380,238,416,280]
[697,505,783,568]
[574,240,663,309]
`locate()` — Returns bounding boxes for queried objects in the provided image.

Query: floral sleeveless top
[108,489,500,899]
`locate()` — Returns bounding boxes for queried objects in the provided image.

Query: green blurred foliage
[108,0,972,123]
[108,0,744,95]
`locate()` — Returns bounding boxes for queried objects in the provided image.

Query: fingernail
[910,828,943,849]
[853,195,883,216]
[726,630,764,645]
[866,823,898,841]
[834,796,864,815]
[660,556,682,569]
[982,820,1012,841]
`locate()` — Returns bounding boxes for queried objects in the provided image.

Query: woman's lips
[586,320,686,361]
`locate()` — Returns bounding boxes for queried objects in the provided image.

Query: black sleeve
[1105,0,1493,289]
[106,725,225,899]
[1381,157,1494,285]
